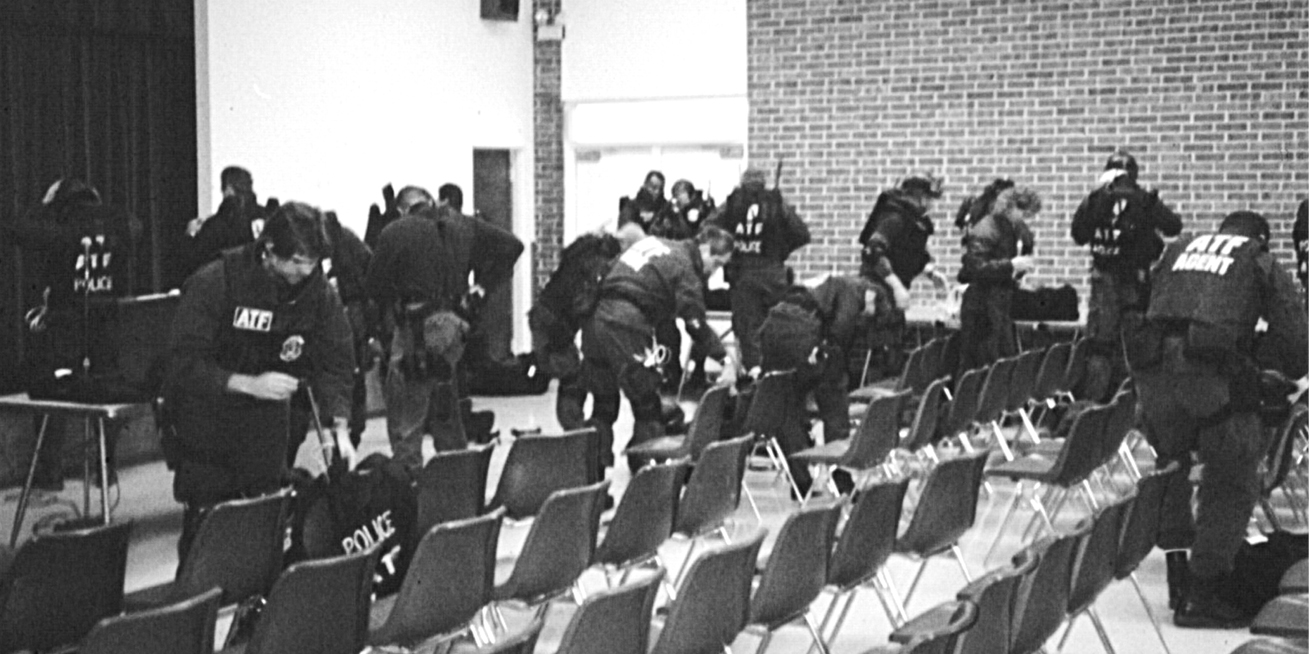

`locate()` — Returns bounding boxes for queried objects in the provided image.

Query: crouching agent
[161,202,356,564]
[1126,211,1307,629]
[581,226,738,476]
[757,275,880,498]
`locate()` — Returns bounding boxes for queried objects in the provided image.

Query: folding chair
[414,443,495,536]
[668,435,753,590]
[554,570,664,654]
[790,390,910,504]
[745,500,843,653]
[80,587,222,654]
[649,530,767,654]
[488,429,594,521]
[818,478,911,647]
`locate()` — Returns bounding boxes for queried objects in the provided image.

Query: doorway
[472,149,515,362]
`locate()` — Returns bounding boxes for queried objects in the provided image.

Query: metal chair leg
[803,613,830,654]
[875,569,908,626]
[984,480,1027,566]
[1086,605,1118,653]
[742,481,763,524]
[1129,572,1174,654]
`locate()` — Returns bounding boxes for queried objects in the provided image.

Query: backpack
[286,453,418,597]
[1225,531,1309,615]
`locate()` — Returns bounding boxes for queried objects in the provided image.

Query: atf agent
[1071,151,1182,402]
[711,167,811,372]
[163,202,355,563]
[582,226,736,475]
[366,185,523,470]
[1128,211,1307,629]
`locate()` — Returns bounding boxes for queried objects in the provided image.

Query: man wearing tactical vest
[162,202,356,562]
[581,226,737,475]
[757,274,881,497]
[1072,151,1183,402]
[366,185,523,471]
[710,167,811,373]
[1293,198,1307,293]
[1128,211,1307,629]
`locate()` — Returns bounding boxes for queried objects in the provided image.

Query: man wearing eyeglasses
[162,202,355,564]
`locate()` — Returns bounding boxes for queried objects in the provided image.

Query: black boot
[1174,572,1253,629]
[1165,550,1189,610]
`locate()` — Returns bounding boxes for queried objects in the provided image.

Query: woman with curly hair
[955,185,1040,374]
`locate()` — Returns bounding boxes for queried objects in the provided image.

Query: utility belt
[598,290,658,326]
[1127,319,1264,414]
[392,299,468,382]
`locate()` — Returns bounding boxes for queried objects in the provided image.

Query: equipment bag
[1010,284,1080,322]
[286,452,418,597]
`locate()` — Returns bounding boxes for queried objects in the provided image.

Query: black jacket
[859,190,934,287]
[712,186,810,267]
[1071,178,1181,276]
[599,237,725,360]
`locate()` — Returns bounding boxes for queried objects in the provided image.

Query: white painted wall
[198,0,536,350]
[560,0,749,243]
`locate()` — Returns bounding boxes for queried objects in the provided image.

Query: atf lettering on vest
[232,307,274,332]
[735,203,764,254]
[1170,234,1248,276]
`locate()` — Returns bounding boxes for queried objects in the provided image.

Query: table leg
[97,417,110,523]
[10,414,51,548]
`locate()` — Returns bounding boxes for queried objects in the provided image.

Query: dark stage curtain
[0,0,196,393]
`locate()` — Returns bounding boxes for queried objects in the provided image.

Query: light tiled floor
[2,382,1298,653]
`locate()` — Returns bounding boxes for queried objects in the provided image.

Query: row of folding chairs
[866,461,1184,654]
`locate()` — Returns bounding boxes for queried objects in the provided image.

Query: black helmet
[1103,151,1139,182]
[1219,210,1270,248]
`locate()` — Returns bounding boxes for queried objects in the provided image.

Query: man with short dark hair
[582,225,737,474]
[183,166,273,278]
[1130,210,1307,629]
[163,201,355,562]
[366,184,522,469]
[1072,151,1183,402]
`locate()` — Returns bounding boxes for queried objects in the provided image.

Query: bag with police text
[287,453,418,597]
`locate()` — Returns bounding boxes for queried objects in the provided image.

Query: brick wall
[748,0,1308,306]
[534,0,565,298]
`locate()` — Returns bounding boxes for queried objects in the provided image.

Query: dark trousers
[957,283,1017,376]
[1136,337,1263,579]
[581,299,665,473]
[729,262,790,370]
[1084,270,1147,403]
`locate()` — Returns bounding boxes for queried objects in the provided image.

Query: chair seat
[789,440,851,467]
[123,580,182,612]
[850,383,901,402]
[984,455,1057,482]
[1251,594,1309,639]
[1014,438,1063,458]
[1280,559,1308,595]
[624,435,689,459]
[887,601,957,644]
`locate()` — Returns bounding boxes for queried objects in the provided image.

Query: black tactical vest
[1148,232,1263,353]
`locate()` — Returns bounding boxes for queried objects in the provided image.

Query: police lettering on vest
[735,203,766,254]
[1169,234,1248,276]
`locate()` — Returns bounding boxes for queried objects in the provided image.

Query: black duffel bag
[1011,284,1080,322]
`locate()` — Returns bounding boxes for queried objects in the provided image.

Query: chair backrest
[491,428,594,520]
[498,481,610,604]
[896,451,990,557]
[974,356,1018,425]
[942,366,988,438]
[368,510,504,648]
[1262,402,1307,496]
[650,529,767,654]
[1115,461,1181,579]
[0,520,132,653]
[749,500,844,628]
[895,344,929,393]
[1031,341,1072,402]
[900,600,980,654]
[595,462,688,568]
[244,544,380,654]
[953,549,1039,654]
[1062,338,1090,397]
[673,434,753,537]
[1097,390,1136,467]
[900,377,949,454]
[415,443,494,536]
[742,370,798,439]
[828,477,910,590]
[176,488,291,605]
[1009,522,1086,654]
[685,384,732,461]
[79,587,221,654]
[555,570,665,654]
[1068,494,1133,616]
[916,338,948,392]
[478,617,544,654]
[843,390,911,469]
[938,332,962,385]
[1048,403,1111,487]
[1005,348,1045,413]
